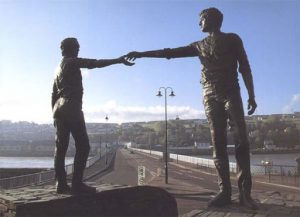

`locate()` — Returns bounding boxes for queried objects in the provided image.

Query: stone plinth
[0,183,178,217]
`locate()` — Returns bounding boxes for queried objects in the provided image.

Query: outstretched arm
[69,56,134,69]
[94,56,134,68]
[126,46,198,61]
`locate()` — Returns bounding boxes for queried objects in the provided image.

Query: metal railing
[0,153,102,189]
[251,164,299,187]
[130,148,163,157]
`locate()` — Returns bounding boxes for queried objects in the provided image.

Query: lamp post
[105,115,109,165]
[156,87,175,184]
[148,133,152,155]
[261,160,272,182]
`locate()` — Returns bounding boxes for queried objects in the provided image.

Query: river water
[1,153,299,168]
[0,157,74,168]
[196,153,300,166]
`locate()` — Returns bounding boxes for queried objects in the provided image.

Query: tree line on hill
[1,116,300,153]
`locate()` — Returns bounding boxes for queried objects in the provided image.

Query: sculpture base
[0,183,178,217]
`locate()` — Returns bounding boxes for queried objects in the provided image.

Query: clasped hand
[125,51,142,61]
[119,55,135,66]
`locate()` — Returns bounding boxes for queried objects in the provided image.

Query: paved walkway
[2,149,299,217]
[88,149,300,217]
[151,176,300,216]
[146,157,300,216]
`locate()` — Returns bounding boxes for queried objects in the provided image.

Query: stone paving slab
[0,183,123,217]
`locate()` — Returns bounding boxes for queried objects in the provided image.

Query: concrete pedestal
[0,183,178,217]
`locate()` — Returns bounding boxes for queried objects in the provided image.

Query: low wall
[0,168,46,179]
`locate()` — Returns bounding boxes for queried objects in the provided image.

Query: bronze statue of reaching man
[126,7,258,209]
[52,37,133,195]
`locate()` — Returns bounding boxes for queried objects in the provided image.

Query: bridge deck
[1,149,300,216]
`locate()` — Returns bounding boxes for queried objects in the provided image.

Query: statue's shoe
[208,191,231,207]
[239,192,259,210]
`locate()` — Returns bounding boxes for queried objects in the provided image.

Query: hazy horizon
[1,111,299,125]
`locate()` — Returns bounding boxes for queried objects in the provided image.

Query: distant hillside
[1,112,300,156]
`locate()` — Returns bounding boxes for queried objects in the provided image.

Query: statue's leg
[70,111,95,194]
[205,97,231,207]
[54,118,71,193]
[226,93,258,210]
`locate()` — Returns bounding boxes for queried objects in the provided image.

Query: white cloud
[0,98,205,124]
[0,98,52,124]
[84,100,205,123]
[282,93,300,113]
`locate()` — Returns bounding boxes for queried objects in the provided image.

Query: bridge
[1,148,300,216]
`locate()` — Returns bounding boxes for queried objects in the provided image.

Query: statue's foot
[208,191,231,207]
[56,183,71,194]
[239,192,259,210]
[71,182,96,195]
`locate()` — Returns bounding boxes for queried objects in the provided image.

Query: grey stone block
[0,184,178,217]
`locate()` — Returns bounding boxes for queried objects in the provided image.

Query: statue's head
[199,7,223,32]
[60,37,80,57]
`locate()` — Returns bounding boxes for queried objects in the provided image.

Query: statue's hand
[119,56,135,66]
[247,98,257,115]
[126,51,142,61]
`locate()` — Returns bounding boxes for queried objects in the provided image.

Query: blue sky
[0,0,299,123]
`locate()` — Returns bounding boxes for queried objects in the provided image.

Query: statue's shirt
[52,57,98,108]
[190,33,251,96]
[190,32,251,99]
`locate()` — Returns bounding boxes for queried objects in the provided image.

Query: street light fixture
[156,87,175,184]
[261,160,272,182]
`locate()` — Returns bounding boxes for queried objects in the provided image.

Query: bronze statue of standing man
[52,37,133,195]
[126,7,258,209]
